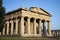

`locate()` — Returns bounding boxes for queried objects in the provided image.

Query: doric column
[48,21,51,35]
[39,20,41,35]
[25,22,27,34]
[20,16,24,35]
[6,21,9,35]
[3,27,5,35]
[1,31,3,35]
[30,22,33,34]
[11,19,13,35]
[15,18,18,34]
[0,32,1,35]
[34,18,36,34]
[3,23,5,35]
[43,21,46,36]
[27,17,30,34]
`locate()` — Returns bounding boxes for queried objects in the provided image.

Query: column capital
[47,21,51,22]
[42,20,46,23]
[34,18,36,20]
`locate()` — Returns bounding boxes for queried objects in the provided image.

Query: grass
[0,37,60,40]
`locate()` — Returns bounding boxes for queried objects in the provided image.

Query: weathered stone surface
[0,7,52,37]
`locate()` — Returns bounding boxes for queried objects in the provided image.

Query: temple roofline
[6,7,52,17]
[40,8,52,17]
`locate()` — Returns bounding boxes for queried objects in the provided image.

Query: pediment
[29,7,52,17]
[38,8,51,16]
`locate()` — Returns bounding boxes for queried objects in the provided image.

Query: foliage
[0,0,2,6]
[0,7,5,32]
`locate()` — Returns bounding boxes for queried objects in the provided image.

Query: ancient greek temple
[0,7,52,37]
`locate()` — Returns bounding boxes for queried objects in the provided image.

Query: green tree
[0,0,2,7]
[0,0,5,32]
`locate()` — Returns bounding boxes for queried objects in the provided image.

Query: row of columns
[1,18,18,35]
[0,16,51,36]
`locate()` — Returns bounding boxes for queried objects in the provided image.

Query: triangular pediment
[39,8,51,16]
[30,7,52,17]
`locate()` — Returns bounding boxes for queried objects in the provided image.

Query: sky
[3,0,60,30]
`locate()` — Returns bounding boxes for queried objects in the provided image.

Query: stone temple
[0,7,52,37]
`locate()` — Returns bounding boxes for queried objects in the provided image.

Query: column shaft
[20,17,24,35]
[11,20,13,34]
[48,21,51,35]
[0,32,1,35]
[34,19,36,34]
[43,21,46,36]
[15,19,18,34]
[3,27,5,35]
[30,22,33,34]
[25,22,27,34]
[39,20,41,35]
[27,17,30,34]
[7,21,9,35]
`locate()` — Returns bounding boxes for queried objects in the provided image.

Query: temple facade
[0,7,52,37]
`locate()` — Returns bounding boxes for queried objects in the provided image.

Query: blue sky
[3,0,60,30]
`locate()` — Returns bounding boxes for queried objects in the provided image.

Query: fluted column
[48,21,51,35]
[39,20,41,35]
[27,17,30,34]
[6,21,9,35]
[3,27,5,35]
[34,19,36,34]
[11,19,13,35]
[15,18,18,34]
[43,21,46,36]
[20,16,24,35]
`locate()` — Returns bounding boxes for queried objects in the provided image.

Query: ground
[0,37,60,40]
